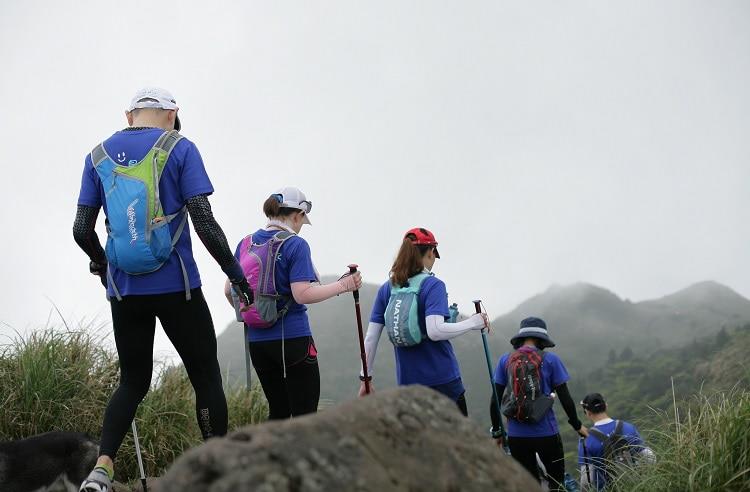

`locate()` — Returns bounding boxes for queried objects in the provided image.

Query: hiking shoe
[79,467,112,492]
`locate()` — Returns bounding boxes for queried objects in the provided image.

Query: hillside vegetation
[576,325,750,420]
[611,388,750,491]
[0,326,268,483]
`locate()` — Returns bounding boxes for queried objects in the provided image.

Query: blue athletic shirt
[234,229,318,342]
[493,350,570,437]
[370,276,463,396]
[77,129,213,297]
[578,419,646,491]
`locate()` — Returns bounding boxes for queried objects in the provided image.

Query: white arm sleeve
[361,322,384,377]
[425,313,485,341]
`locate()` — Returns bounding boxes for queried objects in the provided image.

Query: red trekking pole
[349,264,370,394]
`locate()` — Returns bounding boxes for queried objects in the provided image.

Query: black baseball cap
[581,393,607,413]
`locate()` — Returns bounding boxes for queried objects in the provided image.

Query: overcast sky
[1,1,748,359]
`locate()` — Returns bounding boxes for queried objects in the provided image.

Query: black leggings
[508,434,566,491]
[100,288,227,459]
[455,392,468,417]
[248,336,320,420]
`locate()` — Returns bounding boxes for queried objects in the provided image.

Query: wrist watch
[489,426,503,439]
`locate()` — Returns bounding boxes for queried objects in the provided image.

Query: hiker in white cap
[224,186,362,419]
[74,87,253,492]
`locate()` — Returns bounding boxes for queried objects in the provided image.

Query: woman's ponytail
[263,194,299,219]
[263,195,281,217]
[390,236,430,287]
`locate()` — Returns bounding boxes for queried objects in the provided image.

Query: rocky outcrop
[157,386,540,491]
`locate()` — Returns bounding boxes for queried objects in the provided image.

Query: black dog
[0,431,99,492]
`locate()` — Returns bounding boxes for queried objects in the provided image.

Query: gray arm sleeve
[185,194,244,281]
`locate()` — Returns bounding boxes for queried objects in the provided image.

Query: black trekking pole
[131,420,147,492]
[581,436,592,490]
[349,264,370,394]
[474,300,510,455]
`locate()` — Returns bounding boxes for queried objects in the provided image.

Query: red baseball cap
[404,227,440,258]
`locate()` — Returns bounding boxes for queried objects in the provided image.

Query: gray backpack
[384,273,431,347]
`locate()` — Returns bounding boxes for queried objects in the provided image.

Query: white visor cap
[274,186,312,225]
[128,87,179,111]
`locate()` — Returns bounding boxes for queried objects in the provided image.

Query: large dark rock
[157,386,540,491]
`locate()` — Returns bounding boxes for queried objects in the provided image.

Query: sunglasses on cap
[272,194,313,214]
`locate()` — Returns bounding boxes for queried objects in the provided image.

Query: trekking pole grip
[474,299,489,333]
[348,264,360,302]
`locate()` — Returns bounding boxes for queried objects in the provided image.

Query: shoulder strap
[91,143,109,167]
[241,234,254,253]
[409,272,431,291]
[505,350,519,369]
[272,230,295,242]
[614,420,624,437]
[153,130,183,155]
[588,427,610,445]
[92,130,182,169]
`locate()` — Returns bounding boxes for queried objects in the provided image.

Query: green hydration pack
[91,130,190,300]
[384,273,432,347]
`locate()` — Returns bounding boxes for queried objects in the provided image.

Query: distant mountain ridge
[481,280,750,369]
[217,280,750,425]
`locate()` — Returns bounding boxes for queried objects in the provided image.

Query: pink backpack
[237,231,295,328]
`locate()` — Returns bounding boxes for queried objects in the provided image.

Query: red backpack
[501,346,555,423]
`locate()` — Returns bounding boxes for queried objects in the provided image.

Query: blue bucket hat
[510,317,555,349]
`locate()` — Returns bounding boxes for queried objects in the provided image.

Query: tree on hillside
[619,347,633,361]
[608,348,617,364]
[714,326,728,350]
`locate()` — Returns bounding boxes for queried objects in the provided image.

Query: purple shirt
[494,350,570,437]
[77,128,213,296]
[371,276,462,388]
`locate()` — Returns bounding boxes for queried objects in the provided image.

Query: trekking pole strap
[107,266,123,301]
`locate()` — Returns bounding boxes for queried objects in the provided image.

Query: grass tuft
[611,388,750,492]
[0,325,268,482]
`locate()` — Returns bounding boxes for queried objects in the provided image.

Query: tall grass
[611,388,750,491]
[0,325,268,483]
